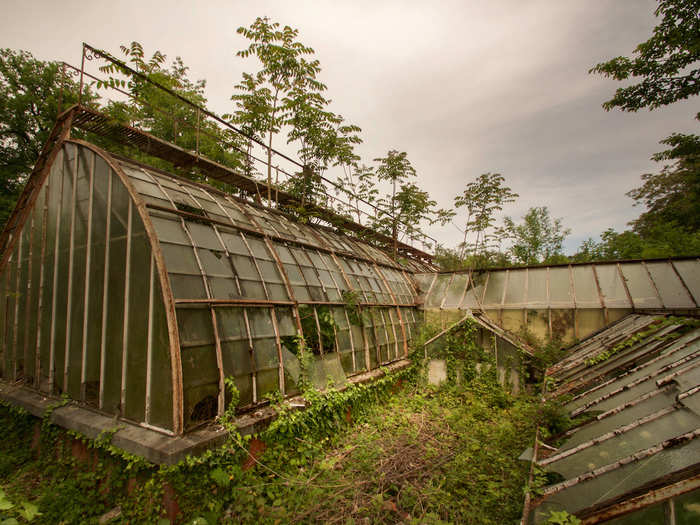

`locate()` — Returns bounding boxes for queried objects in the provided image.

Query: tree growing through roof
[97,42,246,180]
[334,164,378,224]
[230,17,362,207]
[371,150,454,256]
[628,133,700,236]
[454,172,518,260]
[0,48,93,228]
[503,207,570,265]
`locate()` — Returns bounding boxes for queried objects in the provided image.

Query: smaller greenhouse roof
[527,314,700,523]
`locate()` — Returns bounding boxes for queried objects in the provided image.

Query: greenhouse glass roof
[527,314,700,523]
[0,138,423,438]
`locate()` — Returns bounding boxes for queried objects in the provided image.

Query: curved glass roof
[0,140,423,436]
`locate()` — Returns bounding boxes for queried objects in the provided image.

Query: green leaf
[18,501,41,522]
[209,467,230,488]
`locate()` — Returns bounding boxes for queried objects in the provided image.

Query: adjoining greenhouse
[524,314,700,524]
[417,259,700,344]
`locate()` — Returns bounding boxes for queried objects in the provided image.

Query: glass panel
[208,277,240,299]
[504,270,526,305]
[151,174,183,190]
[169,274,207,299]
[163,187,199,209]
[129,178,168,200]
[220,203,252,227]
[245,236,271,260]
[258,260,284,284]
[543,439,700,515]
[161,243,200,274]
[198,249,234,278]
[38,152,62,389]
[483,271,507,306]
[220,230,249,255]
[672,260,700,305]
[549,267,573,307]
[216,306,254,404]
[150,215,190,244]
[675,487,700,525]
[25,186,45,383]
[595,264,631,308]
[52,145,75,393]
[463,272,487,309]
[230,254,260,281]
[102,171,129,414]
[186,222,222,251]
[177,307,215,347]
[124,218,151,422]
[646,261,695,308]
[120,165,153,182]
[527,268,548,307]
[15,223,29,379]
[65,147,92,398]
[620,264,662,308]
[572,265,600,307]
[0,248,9,378]
[150,265,173,428]
[83,157,109,405]
[546,409,700,480]
[248,308,279,398]
[3,248,17,379]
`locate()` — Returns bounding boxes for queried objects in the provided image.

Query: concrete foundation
[0,359,412,464]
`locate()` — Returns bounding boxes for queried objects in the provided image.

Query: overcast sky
[2,0,698,253]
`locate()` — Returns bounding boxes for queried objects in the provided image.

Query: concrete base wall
[0,359,412,464]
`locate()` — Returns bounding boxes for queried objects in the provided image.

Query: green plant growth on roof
[585,316,700,366]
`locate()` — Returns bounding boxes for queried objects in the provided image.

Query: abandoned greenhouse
[0,44,698,522]
[0,124,428,447]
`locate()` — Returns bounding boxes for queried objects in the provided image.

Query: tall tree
[628,133,700,235]
[371,150,453,255]
[590,0,700,257]
[454,173,518,259]
[504,207,570,265]
[334,164,378,223]
[373,150,416,255]
[0,48,90,227]
[232,17,351,205]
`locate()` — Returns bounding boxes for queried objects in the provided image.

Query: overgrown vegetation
[0,322,554,524]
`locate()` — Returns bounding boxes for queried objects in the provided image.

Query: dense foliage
[0,355,541,524]
[590,0,700,116]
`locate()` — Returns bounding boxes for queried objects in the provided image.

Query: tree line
[1,1,698,269]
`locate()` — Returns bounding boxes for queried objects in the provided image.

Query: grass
[0,372,540,524]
